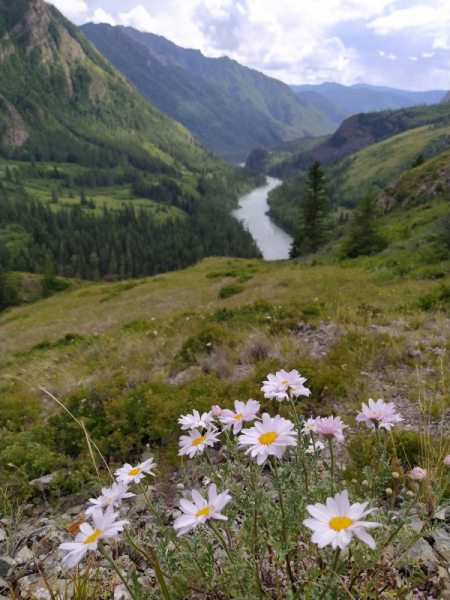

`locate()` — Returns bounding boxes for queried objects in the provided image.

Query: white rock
[15,547,33,565]
[29,473,57,489]
[0,530,6,543]
[114,583,131,600]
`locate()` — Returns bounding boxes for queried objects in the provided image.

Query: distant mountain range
[290,82,447,115]
[81,24,337,162]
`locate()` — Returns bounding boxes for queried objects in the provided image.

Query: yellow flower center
[193,436,207,446]
[196,505,210,517]
[291,387,296,391]
[128,467,141,476]
[84,529,102,544]
[329,517,353,531]
[281,380,288,385]
[234,413,243,420]
[259,432,278,445]
[108,498,112,503]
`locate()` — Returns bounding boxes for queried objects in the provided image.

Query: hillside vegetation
[266,119,450,232]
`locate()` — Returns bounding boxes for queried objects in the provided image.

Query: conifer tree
[51,189,58,204]
[340,187,387,259]
[290,161,328,257]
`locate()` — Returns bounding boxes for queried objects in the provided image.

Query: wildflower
[302,417,321,435]
[59,505,129,569]
[362,480,369,487]
[356,398,403,430]
[211,405,222,417]
[407,490,415,497]
[219,399,260,434]
[410,467,426,480]
[303,489,380,550]
[85,482,135,516]
[444,455,450,466]
[179,428,220,459]
[305,441,325,454]
[385,488,393,496]
[178,409,215,431]
[115,458,156,484]
[392,472,400,479]
[237,413,297,465]
[173,483,231,536]
[316,416,348,441]
[351,479,357,484]
[261,369,311,401]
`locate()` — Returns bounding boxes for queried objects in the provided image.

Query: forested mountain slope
[81,23,291,163]
[0,0,264,293]
[116,26,338,143]
[267,120,450,232]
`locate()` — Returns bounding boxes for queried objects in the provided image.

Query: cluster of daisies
[58,458,156,568]
[173,369,409,549]
[58,369,450,570]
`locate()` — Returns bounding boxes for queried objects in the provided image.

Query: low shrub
[218,283,245,299]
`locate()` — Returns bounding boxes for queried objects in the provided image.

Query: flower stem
[310,431,319,484]
[318,548,340,600]
[137,482,165,528]
[327,436,335,496]
[208,520,233,562]
[124,529,170,600]
[250,461,264,598]
[99,542,138,600]
[271,457,296,592]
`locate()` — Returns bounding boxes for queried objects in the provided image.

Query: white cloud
[90,8,116,26]
[432,37,450,49]
[378,50,396,60]
[422,52,434,57]
[48,0,88,19]
[408,56,418,60]
[378,50,385,56]
[387,53,396,60]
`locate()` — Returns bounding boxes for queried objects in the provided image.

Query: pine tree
[80,189,87,206]
[290,161,328,257]
[50,189,58,204]
[340,187,387,259]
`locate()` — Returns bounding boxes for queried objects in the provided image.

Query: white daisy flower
[59,505,129,569]
[303,489,380,550]
[302,417,321,435]
[261,369,311,402]
[85,482,135,516]
[305,441,325,454]
[173,483,232,536]
[178,427,220,458]
[178,409,215,431]
[115,458,156,484]
[237,413,297,465]
[219,399,260,434]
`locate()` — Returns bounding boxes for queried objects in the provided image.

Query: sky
[48,0,450,91]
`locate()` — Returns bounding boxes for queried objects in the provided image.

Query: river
[233,176,293,260]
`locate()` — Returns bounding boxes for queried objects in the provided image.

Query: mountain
[246,102,450,180]
[441,91,450,103]
[295,91,352,125]
[81,23,295,163]
[111,26,338,155]
[290,82,447,114]
[0,0,265,285]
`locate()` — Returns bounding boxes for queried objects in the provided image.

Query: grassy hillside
[118,26,338,141]
[267,122,450,232]
[81,23,301,163]
[2,237,449,499]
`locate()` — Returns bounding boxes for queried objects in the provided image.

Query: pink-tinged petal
[336,529,352,549]
[303,518,330,531]
[61,547,88,569]
[180,499,197,514]
[191,489,205,507]
[306,504,329,522]
[312,529,336,548]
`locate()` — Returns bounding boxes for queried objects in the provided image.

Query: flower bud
[410,467,426,480]
[406,490,414,497]
[351,479,357,484]
[211,405,222,417]
[391,472,400,479]
[385,488,393,496]
[362,480,369,487]
[444,455,450,466]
